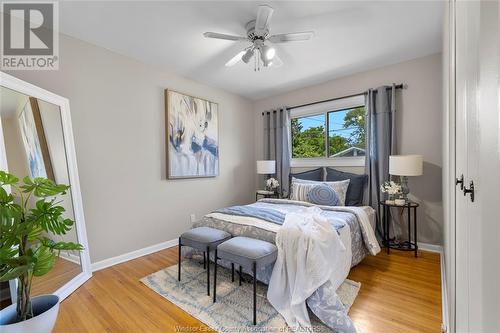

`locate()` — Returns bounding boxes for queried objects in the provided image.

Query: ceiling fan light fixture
[242,48,254,64]
[261,44,275,60]
[205,4,314,71]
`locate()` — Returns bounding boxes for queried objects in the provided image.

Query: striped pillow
[290,178,350,206]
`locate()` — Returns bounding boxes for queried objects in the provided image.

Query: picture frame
[165,89,219,179]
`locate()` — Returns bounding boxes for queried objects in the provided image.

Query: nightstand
[256,190,278,201]
[378,201,419,257]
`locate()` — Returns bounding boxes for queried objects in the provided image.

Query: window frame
[290,94,366,168]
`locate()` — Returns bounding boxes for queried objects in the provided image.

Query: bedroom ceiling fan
[203,5,315,71]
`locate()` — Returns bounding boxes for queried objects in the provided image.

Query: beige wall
[5,34,256,263]
[254,54,443,245]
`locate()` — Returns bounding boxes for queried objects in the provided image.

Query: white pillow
[290,178,350,206]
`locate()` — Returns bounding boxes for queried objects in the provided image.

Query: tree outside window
[291,106,365,158]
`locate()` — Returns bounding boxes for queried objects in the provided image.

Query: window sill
[291,157,365,168]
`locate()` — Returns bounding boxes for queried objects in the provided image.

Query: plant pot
[0,295,60,333]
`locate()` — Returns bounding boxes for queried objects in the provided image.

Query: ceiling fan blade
[225,51,245,67]
[255,5,273,35]
[203,32,247,41]
[268,31,315,43]
[270,55,283,68]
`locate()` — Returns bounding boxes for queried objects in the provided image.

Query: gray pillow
[289,168,323,182]
[325,168,367,206]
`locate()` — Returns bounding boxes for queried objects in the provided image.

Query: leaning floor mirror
[0,72,92,307]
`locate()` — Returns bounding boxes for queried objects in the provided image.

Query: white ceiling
[58,1,444,100]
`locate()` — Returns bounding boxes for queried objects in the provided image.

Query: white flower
[380,181,401,195]
[266,178,279,189]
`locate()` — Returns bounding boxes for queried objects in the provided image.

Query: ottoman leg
[178,238,182,281]
[213,249,217,303]
[253,262,257,325]
[206,246,210,296]
[203,252,206,269]
[239,265,242,286]
[231,263,235,282]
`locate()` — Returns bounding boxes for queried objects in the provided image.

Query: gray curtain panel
[263,107,291,198]
[364,84,400,236]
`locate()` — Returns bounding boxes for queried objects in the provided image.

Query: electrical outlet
[190,214,196,223]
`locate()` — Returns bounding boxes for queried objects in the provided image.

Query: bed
[187,168,379,332]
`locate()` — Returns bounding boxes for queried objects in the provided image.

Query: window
[328,107,365,157]
[291,114,326,158]
[290,95,365,166]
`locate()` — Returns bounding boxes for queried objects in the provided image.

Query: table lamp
[256,160,275,189]
[389,155,423,201]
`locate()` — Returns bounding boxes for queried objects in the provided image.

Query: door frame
[443,0,456,332]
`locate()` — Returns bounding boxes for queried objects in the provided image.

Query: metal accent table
[378,201,419,257]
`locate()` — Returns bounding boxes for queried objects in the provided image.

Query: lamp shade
[389,155,423,176]
[256,160,276,174]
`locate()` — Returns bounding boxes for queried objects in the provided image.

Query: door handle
[463,181,474,202]
[455,174,464,190]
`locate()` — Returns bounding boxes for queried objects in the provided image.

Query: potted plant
[0,171,83,333]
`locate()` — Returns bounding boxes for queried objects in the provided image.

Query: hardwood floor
[53,247,441,333]
[31,257,81,297]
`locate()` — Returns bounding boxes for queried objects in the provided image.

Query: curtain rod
[261,83,406,115]
[288,83,405,110]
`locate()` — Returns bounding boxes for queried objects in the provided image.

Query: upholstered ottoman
[178,227,231,295]
[213,236,278,325]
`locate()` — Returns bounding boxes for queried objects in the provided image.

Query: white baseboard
[419,242,443,253]
[91,238,179,272]
[417,243,447,332]
[58,252,81,265]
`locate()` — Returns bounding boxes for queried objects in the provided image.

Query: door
[453,1,500,332]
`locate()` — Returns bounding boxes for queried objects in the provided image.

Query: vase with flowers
[380,181,403,204]
[265,178,279,194]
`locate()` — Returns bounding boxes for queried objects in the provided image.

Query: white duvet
[267,206,347,330]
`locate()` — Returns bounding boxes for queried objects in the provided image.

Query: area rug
[141,259,360,332]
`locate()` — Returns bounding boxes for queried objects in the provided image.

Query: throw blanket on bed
[268,207,350,331]
[216,205,286,225]
[215,203,347,233]
[259,199,380,255]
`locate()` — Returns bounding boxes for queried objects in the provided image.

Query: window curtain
[364,84,400,236]
[263,107,291,198]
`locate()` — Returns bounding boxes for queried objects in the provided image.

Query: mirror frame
[0,72,92,302]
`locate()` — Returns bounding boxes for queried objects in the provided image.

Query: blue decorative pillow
[306,184,339,206]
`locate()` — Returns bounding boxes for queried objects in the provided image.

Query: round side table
[378,201,419,257]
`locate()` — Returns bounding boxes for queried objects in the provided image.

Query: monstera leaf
[20,177,69,197]
[28,199,73,235]
[30,245,56,277]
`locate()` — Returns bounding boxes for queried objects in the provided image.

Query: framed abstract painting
[18,97,55,180]
[165,90,219,179]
